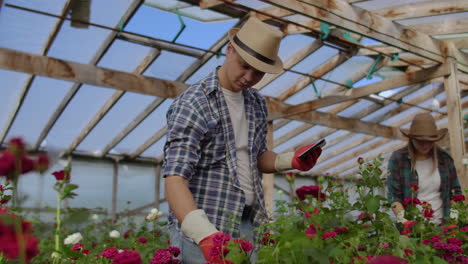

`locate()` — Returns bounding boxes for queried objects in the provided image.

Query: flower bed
[0,138,467,263]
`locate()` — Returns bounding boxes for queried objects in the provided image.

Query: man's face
[224,44,265,92]
[412,138,434,156]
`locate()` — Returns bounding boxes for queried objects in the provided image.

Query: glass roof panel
[4,0,66,15]
[77,93,158,153]
[47,24,111,64]
[273,125,328,153]
[291,46,338,73]
[97,39,154,73]
[144,51,198,80]
[259,71,302,97]
[0,70,30,140]
[0,4,59,54]
[112,99,173,154]
[89,0,133,28]
[6,77,74,145]
[278,34,316,62]
[185,55,226,84]
[125,6,237,50]
[337,100,375,118]
[45,85,116,150]
[273,121,304,141]
[141,135,166,158]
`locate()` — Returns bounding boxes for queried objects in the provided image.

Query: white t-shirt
[415,158,443,224]
[221,87,254,205]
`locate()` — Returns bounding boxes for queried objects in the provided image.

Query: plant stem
[13,218,26,264]
[53,192,62,264]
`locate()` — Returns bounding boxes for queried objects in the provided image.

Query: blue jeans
[170,212,257,263]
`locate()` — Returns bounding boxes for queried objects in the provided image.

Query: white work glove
[396,211,408,224]
[450,208,459,220]
[181,209,218,244]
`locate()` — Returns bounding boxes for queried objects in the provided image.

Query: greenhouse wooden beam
[65,48,162,155]
[266,98,404,140]
[33,0,146,150]
[408,18,468,36]
[274,101,356,148]
[280,81,429,153]
[269,64,450,120]
[262,0,446,64]
[263,121,275,217]
[254,39,323,90]
[154,165,162,210]
[0,1,72,144]
[372,0,468,21]
[112,158,119,219]
[0,48,188,98]
[444,51,467,190]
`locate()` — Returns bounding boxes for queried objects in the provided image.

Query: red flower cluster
[295,185,326,201]
[0,138,50,179]
[452,194,465,202]
[150,247,180,264]
[261,232,275,245]
[0,208,40,263]
[101,248,119,259]
[233,238,253,253]
[369,255,408,264]
[402,197,421,207]
[112,250,142,264]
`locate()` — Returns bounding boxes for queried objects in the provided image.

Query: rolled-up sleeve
[163,98,207,181]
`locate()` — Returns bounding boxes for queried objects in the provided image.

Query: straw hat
[400,113,447,141]
[228,17,283,74]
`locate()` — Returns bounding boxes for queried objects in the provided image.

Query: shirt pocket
[201,118,226,163]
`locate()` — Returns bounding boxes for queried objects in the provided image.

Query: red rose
[34,154,50,174]
[52,170,69,181]
[295,185,326,201]
[451,194,465,202]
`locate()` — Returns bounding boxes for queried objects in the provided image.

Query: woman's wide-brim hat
[400,113,448,141]
[228,17,283,74]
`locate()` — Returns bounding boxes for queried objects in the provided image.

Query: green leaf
[366,196,380,213]
[432,256,448,264]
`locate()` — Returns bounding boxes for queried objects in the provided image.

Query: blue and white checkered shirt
[163,69,269,237]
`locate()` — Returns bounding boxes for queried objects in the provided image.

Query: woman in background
[386,113,462,225]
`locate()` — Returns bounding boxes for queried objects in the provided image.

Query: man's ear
[226,42,235,56]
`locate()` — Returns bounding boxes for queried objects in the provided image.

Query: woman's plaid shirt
[163,70,269,237]
[387,147,462,218]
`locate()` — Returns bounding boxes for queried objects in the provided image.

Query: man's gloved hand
[199,232,231,263]
[275,144,322,172]
[396,211,408,224]
[181,210,231,263]
[292,144,322,171]
[450,208,459,220]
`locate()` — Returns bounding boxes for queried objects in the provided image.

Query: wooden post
[263,121,275,217]
[111,158,119,219]
[443,41,467,191]
[154,164,161,210]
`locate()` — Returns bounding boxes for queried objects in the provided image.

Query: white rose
[51,252,60,258]
[146,208,163,221]
[91,214,99,221]
[109,230,120,238]
[64,232,83,245]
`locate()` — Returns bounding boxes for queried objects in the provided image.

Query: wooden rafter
[0,1,72,144]
[269,64,450,120]
[64,48,162,155]
[261,0,445,64]
[373,0,468,21]
[33,0,145,150]
[408,18,468,36]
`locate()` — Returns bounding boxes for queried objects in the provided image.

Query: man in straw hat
[163,17,322,263]
[387,113,462,226]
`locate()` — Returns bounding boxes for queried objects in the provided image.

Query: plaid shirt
[163,69,269,237]
[387,147,462,217]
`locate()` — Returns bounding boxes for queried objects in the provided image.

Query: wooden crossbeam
[408,18,468,36]
[266,97,404,139]
[0,48,188,98]
[262,0,445,64]
[268,64,450,120]
[373,0,468,21]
